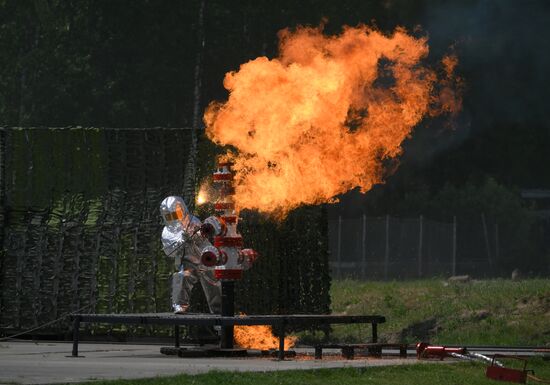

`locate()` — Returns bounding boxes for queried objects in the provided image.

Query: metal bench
[71,313,385,360]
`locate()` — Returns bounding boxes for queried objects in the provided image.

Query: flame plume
[205,25,462,217]
[234,324,297,350]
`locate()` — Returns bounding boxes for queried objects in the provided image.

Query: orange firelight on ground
[204,24,462,218]
[234,324,297,350]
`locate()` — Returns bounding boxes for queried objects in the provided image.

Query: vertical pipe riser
[278,322,285,361]
[220,281,235,349]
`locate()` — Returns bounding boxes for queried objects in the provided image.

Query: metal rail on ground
[71,313,385,360]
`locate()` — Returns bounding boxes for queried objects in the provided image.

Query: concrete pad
[0,341,429,384]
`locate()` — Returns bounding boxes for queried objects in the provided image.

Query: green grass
[76,358,550,385]
[310,278,550,345]
[63,279,550,385]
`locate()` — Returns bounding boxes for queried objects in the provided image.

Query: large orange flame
[234,324,297,350]
[205,25,462,217]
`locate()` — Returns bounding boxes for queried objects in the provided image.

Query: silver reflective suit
[160,196,221,314]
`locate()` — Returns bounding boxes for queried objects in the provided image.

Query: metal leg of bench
[315,346,322,359]
[278,322,285,361]
[372,323,378,343]
[399,345,407,358]
[174,325,180,348]
[71,316,81,357]
[368,346,382,358]
[342,346,355,360]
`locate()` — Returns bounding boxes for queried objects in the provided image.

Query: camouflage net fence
[0,128,331,337]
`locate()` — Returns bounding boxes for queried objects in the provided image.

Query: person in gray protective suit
[160,196,222,314]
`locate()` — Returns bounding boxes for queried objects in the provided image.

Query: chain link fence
[328,214,548,279]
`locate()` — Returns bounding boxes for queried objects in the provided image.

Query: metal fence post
[481,213,493,272]
[452,216,457,276]
[495,222,500,262]
[362,214,367,279]
[384,215,389,280]
[337,215,342,279]
[418,215,423,278]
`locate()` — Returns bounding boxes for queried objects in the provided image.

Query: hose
[0,302,94,341]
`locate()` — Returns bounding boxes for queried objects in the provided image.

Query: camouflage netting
[0,128,331,337]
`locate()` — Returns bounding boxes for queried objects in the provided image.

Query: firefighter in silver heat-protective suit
[160,196,222,314]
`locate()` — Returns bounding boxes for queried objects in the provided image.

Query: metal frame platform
[314,343,410,359]
[71,313,385,360]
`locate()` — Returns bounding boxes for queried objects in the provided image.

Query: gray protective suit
[160,196,221,314]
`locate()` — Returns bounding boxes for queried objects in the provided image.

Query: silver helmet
[160,196,191,229]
